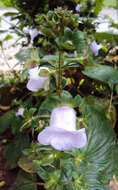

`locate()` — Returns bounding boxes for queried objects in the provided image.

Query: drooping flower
[38,105,87,151]
[90,40,102,56]
[75,4,82,12]
[68,51,78,57]
[26,66,49,92]
[16,108,24,117]
[29,28,42,41]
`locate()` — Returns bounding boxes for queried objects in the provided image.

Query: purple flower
[75,4,82,12]
[16,108,24,117]
[38,106,87,151]
[90,40,102,56]
[26,67,49,92]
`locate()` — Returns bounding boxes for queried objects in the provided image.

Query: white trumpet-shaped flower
[29,28,41,41]
[90,40,102,56]
[38,105,87,151]
[26,67,49,92]
[16,108,24,117]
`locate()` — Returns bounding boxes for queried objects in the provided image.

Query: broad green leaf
[94,0,104,16]
[65,57,83,66]
[72,31,84,50]
[39,94,60,116]
[3,12,18,17]
[82,64,118,85]
[11,117,23,135]
[94,32,118,43]
[64,27,72,40]
[33,160,49,180]
[40,26,56,38]
[114,148,118,180]
[18,155,36,173]
[15,48,33,62]
[0,110,15,134]
[78,96,117,189]
[3,134,30,169]
[39,90,73,116]
[10,169,37,190]
[41,55,59,67]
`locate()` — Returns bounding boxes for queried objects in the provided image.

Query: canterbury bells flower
[26,67,49,92]
[38,105,87,151]
[16,108,24,117]
[90,40,102,56]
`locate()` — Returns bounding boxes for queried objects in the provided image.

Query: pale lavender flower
[38,105,87,151]
[29,28,42,41]
[90,40,102,56]
[16,108,24,117]
[68,51,78,57]
[75,4,82,12]
[26,67,49,92]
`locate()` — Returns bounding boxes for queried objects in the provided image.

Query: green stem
[57,51,63,97]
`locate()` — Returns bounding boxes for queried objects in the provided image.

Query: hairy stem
[57,51,63,97]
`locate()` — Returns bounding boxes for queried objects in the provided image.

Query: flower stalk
[57,51,63,97]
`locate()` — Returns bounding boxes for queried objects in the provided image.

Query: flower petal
[50,106,76,131]
[29,28,39,41]
[27,66,49,92]
[26,77,48,92]
[75,4,82,11]
[90,40,102,56]
[16,108,24,117]
[38,127,87,151]
[28,67,40,79]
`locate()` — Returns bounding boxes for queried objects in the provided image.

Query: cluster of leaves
[0,0,118,190]
[16,94,117,190]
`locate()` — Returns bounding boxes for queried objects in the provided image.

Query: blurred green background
[0,0,117,8]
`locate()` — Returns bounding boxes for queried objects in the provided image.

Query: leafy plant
[0,1,118,190]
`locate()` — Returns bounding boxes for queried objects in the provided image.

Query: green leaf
[0,110,15,134]
[63,42,75,51]
[55,37,64,49]
[3,134,30,169]
[3,12,18,17]
[10,169,37,190]
[79,96,117,189]
[64,27,72,40]
[94,0,104,17]
[39,94,60,116]
[39,91,73,116]
[0,29,8,33]
[72,31,84,50]
[41,55,59,67]
[15,48,33,62]
[82,64,118,85]
[40,26,56,38]
[39,68,50,77]
[94,32,118,43]
[33,160,49,180]
[3,34,13,41]
[18,155,36,173]
[114,148,118,180]
[11,117,23,136]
